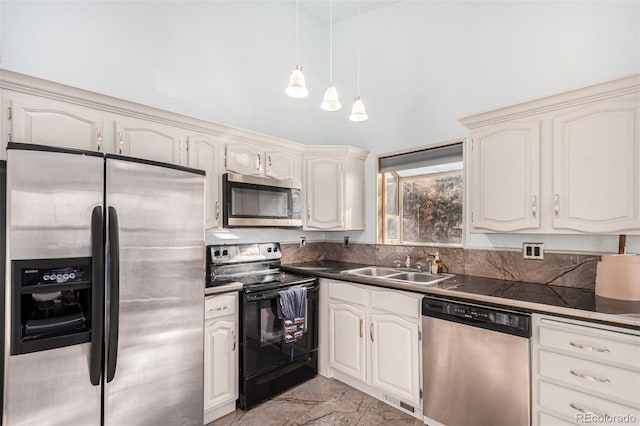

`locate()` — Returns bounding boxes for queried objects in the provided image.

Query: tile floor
[210,376,424,426]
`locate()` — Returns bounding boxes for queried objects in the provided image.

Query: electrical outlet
[344,236,350,247]
[523,242,544,260]
[299,236,306,248]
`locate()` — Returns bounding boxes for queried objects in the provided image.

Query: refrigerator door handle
[107,206,120,383]
[90,206,104,386]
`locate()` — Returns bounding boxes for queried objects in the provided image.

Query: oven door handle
[245,283,318,301]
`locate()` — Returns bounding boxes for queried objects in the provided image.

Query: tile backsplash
[281,242,599,290]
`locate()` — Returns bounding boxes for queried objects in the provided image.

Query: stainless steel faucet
[405,255,411,269]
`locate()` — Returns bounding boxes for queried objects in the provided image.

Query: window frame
[377,139,466,247]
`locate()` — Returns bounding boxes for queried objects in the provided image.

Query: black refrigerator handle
[106,206,120,383]
[89,206,104,386]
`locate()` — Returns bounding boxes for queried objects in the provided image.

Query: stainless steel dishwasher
[422,296,531,426]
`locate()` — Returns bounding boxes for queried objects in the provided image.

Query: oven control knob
[69,273,76,279]
[43,275,50,281]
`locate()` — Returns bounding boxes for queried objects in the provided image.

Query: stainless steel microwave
[223,173,302,228]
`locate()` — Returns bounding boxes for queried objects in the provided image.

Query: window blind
[379,142,463,173]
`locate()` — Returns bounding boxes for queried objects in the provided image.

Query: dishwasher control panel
[423,296,531,337]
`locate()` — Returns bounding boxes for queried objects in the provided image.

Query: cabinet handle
[256,154,261,171]
[570,402,606,417]
[215,201,220,221]
[118,132,124,154]
[569,341,610,353]
[268,155,272,171]
[232,330,236,352]
[370,323,374,342]
[531,196,537,218]
[96,127,102,151]
[359,319,363,338]
[554,194,560,218]
[570,370,611,384]
[216,305,229,311]
[307,207,311,221]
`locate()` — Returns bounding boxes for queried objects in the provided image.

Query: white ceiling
[299,0,403,23]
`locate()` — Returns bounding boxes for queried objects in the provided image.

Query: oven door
[242,281,318,377]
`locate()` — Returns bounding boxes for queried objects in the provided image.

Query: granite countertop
[204,281,243,296]
[283,261,640,329]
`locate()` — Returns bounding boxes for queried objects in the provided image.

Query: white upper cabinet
[303,146,368,231]
[114,117,183,165]
[187,135,221,230]
[470,121,541,232]
[552,102,640,233]
[225,143,302,183]
[305,156,344,230]
[461,74,640,234]
[6,92,106,153]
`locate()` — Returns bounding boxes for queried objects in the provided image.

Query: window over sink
[378,141,464,245]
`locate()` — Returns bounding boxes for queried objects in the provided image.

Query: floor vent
[383,394,415,413]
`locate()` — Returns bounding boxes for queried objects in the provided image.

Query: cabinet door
[370,313,421,406]
[187,136,221,229]
[204,318,238,412]
[304,157,344,230]
[470,121,541,232]
[552,103,640,232]
[265,151,299,182]
[329,303,366,382]
[114,117,183,165]
[9,93,105,153]
[225,143,263,175]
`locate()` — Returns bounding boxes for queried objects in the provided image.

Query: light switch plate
[523,242,544,260]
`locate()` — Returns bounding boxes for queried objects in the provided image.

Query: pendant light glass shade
[285,0,308,99]
[321,83,342,111]
[349,96,368,122]
[285,65,309,98]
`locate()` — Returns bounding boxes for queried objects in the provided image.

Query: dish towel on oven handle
[277,286,307,343]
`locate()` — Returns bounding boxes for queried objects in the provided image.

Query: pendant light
[349,0,368,122]
[285,0,309,98]
[321,0,341,111]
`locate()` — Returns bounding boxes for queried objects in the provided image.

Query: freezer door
[4,146,103,426]
[104,157,205,426]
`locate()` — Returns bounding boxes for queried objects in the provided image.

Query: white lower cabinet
[532,314,640,426]
[203,293,238,425]
[322,279,422,419]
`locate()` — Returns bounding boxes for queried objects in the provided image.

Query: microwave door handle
[89,206,104,386]
[107,206,120,383]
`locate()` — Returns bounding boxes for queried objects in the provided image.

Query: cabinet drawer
[538,411,576,426]
[328,282,366,306]
[539,320,640,369]
[539,350,640,406]
[538,381,640,425]
[370,289,420,319]
[205,294,237,320]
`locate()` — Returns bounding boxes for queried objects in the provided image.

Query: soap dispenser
[431,253,444,274]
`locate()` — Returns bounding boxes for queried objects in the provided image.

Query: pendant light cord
[356,0,360,95]
[329,0,333,83]
[295,0,300,66]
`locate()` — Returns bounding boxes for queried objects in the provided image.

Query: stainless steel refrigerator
[3,143,205,425]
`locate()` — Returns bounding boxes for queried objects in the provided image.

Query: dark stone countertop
[283,261,640,329]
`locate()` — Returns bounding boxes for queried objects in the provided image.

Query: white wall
[2,0,639,251]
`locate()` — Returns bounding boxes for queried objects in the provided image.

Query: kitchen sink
[342,266,398,277]
[343,266,454,286]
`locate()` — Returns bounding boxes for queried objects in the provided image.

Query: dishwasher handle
[422,296,531,338]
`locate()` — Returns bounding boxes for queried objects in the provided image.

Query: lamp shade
[321,83,342,111]
[285,65,309,98]
[349,96,368,122]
